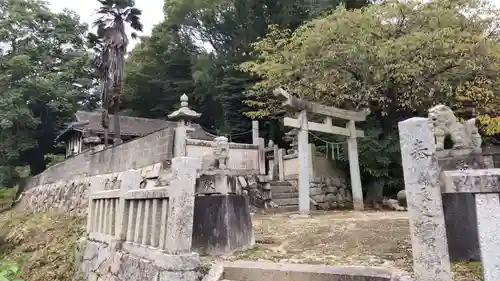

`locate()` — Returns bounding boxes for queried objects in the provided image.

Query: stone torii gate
[273,88,370,214]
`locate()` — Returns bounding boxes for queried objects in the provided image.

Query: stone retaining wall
[24,127,175,190]
[78,240,201,281]
[19,161,172,215]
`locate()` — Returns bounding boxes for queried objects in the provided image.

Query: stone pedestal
[192,195,255,255]
[437,148,494,261]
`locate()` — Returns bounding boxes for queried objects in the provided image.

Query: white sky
[48,0,500,52]
[48,0,165,50]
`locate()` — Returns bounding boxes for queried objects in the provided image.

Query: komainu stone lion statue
[428,104,482,150]
[201,136,230,170]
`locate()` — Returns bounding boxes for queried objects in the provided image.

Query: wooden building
[55,111,213,158]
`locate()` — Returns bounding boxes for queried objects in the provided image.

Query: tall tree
[127,0,367,141]
[241,0,500,126]
[0,0,94,186]
[87,0,143,145]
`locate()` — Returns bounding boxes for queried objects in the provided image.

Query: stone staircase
[269,181,300,212]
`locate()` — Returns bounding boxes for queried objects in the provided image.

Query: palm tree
[87,0,142,146]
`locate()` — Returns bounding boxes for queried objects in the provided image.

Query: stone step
[272,192,299,199]
[274,198,299,206]
[270,181,292,186]
[265,205,299,213]
[271,185,297,193]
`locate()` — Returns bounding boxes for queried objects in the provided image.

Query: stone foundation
[437,148,494,261]
[79,239,201,281]
[192,195,254,255]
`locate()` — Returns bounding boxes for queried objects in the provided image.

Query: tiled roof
[55,111,214,141]
[75,111,172,136]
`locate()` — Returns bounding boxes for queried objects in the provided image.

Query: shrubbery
[0,263,24,281]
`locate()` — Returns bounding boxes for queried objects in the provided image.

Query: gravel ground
[202,210,483,281]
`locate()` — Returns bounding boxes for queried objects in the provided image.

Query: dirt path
[240,211,412,270]
[203,210,483,281]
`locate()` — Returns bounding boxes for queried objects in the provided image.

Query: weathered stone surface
[192,195,254,255]
[158,271,200,281]
[165,157,200,254]
[24,127,175,190]
[121,243,200,271]
[201,263,224,281]
[438,150,495,262]
[118,255,159,281]
[398,117,452,281]
[221,260,411,281]
[475,193,500,281]
[442,169,500,193]
[79,239,201,281]
[20,178,90,216]
[20,163,173,215]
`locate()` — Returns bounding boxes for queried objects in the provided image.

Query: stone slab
[398,117,452,281]
[475,193,500,281]
[192,195,255,255]
[442,169,500,193]
[121,242,200,271]
[441,193,480,261]
[124,187,170,199]
[438,152,495,261]
[222,260,403,281]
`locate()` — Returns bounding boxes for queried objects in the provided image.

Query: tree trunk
[112,81,122,145]
[365,179,384,210]
[113,106,122,145]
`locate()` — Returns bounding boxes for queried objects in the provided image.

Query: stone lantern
[168,94,201,157]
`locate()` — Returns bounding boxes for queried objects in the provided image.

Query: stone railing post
[252,120,259,145]
[258,137,266,175]
[278,148,285,181]
[398,117,452,281]
[115,170,141,241]
[165,157,201,254]
[272,144,279,180]
[87,176,105,233]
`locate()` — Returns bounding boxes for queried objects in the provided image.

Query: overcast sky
[48,0,165,50]
[48,0,500,51]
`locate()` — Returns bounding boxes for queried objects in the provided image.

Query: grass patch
[0,188,17,211]
[0,209,85,281]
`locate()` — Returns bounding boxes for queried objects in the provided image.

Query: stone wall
[78,240,201,281]
[24,127,175,190]
[185,139,260,170]
[19,162,172,215]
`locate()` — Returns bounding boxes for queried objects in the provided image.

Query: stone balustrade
[86,157,200,265]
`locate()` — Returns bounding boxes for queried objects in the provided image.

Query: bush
[0,262,24,281]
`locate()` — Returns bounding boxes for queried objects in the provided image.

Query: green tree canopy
[240,0,500,133]
[239,0,500,196]
[0,0,94,186]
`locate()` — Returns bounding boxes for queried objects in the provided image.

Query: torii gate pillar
[346,120,363,210]
[297,110,310,215]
